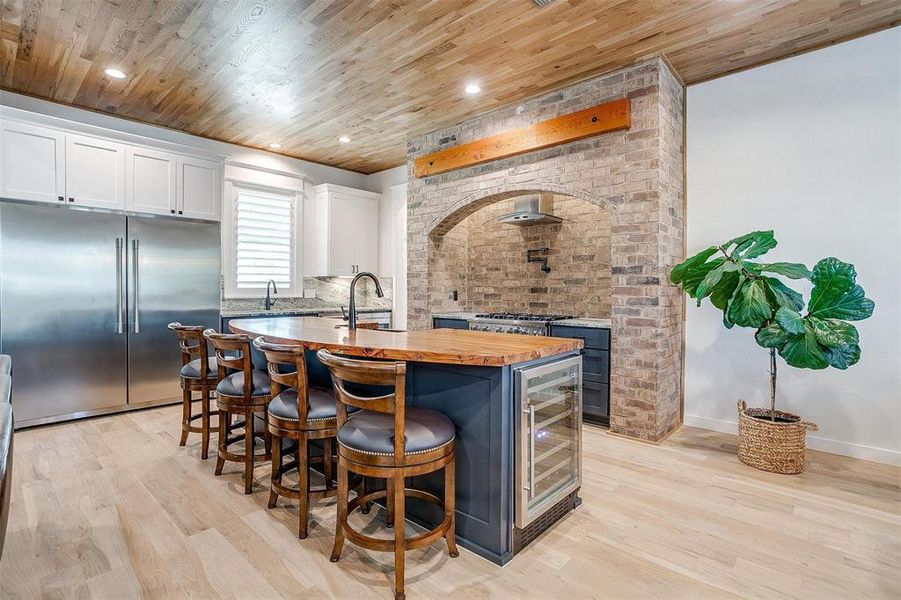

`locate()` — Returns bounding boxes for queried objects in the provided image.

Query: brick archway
[406,57,685,442]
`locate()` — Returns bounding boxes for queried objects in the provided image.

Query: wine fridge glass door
[515,355,582,528]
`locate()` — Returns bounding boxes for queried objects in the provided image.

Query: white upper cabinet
[0,110,222,222]
[65,134,126,210]
[177,156,220,220]
[0,121,66,204]
[306,184,381,276]
[125,147,177,215]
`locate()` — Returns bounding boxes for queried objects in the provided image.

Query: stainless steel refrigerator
[0,200,220,427]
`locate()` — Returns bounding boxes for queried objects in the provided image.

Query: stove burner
[474,312,576,322]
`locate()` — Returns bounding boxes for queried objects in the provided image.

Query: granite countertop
[221,306,391,318]
[431,312,611,329]
[431,312,482,320]
[550,318,612,328]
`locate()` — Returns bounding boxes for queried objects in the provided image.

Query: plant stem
[769,347,777,421]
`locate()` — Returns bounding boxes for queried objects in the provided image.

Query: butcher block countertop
[228,316,582,367]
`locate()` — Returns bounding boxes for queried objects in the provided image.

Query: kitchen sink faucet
[265,279,278,310]
[348,272,384,330]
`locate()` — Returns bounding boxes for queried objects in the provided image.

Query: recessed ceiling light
[104,68,126,79]
[338,135,351,144]
[268,143,282,149]
[465,83,481,95]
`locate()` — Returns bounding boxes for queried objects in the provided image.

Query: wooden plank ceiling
[1,1,898,174]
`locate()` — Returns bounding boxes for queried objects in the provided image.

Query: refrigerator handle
[115,237,124,334]
[132,238,140,334]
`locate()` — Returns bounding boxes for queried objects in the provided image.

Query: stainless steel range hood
[496,193,562,225]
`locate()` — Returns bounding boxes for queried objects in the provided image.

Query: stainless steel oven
[514,355,582,528]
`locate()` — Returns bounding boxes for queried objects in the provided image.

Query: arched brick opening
[405,57,685,442]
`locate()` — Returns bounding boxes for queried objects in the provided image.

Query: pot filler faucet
[348,272,384,330]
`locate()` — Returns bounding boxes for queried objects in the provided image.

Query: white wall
[368,165,408,328]
[685,28,901,464]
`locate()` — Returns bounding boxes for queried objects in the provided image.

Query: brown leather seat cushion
[337,407,455,456]
[216,370,271,398]
[268,387,359,422]
[0,355,9,376]
[179,358,218,379]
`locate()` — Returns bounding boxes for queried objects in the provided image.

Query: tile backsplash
[221,276,393,313]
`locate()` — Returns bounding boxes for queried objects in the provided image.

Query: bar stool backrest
[204,331,254,397]
[316,349,407,463]
[167,323,212,379]
[253,337,311,419]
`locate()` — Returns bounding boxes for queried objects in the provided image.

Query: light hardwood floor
[1,405,898,599]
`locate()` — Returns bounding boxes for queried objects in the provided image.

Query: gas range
[469,312,576,336]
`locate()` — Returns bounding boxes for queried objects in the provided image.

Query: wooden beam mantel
[413,98,631,178]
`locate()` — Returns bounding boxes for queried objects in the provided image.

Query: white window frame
[222,180,303,298]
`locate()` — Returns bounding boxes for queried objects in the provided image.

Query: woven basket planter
[736,400,818,474]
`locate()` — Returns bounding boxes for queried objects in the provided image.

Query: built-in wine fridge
[513,355,582,551]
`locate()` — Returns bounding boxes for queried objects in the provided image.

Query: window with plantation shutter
[231,186,296,293]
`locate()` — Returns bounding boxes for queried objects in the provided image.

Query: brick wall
[452,195,612,316]
[406,57,685,442]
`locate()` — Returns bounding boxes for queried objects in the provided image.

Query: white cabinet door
[125,147,177,216]
[0,122,65,204]
[177,156,220,221]
[354,196,380,274]
[65,134,125,209]
[328,194,358,275]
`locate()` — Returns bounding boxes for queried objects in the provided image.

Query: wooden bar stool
[168,323,220,459]
[254,336,347,538]
[317,349,458,600]
[204,330,272,494]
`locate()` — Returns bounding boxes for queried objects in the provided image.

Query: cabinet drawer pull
[58,195,64,202]
[68,197,75,203]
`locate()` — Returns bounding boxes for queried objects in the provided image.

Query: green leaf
[810,283,875,321]
[695,262,742,305]
[775,307,805,334]
[755,322,795,348]
[778,323,829,369]
[807,316,859,348]
[808,258,857,314]
[758,262,812,280]
[764,277,804,312]
[726,279,773,328]
[710,271,742,311]
[823,343,861,370]
[727,230,777,260]
[670,246,718,284]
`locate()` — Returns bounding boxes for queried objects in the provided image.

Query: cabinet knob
[68,197,74,203]
[170,209,176,214]
[178,210,183,215]
[58,196,64,202]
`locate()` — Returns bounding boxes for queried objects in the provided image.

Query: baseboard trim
[683,414,901,466]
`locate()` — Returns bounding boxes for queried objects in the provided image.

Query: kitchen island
[229,316,584,565]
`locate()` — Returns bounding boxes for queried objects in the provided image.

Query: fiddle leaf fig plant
[670,230,875,418]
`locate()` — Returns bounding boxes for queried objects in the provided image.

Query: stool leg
[263,411,272,457]
[386,477,395,527]
[214,408,227,476]
[330,460,348,563]
[298,435,309,539]
[360,476,371,515]
[200,384,210,460]
[268,433,281,509]
[244,406,254,494]
[323,438,334,490]
[393,471,406,600]
[179,388,191,446]
[445,456,459,558]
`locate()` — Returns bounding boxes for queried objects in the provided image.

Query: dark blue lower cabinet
[432,317,469,330]
[549,325,611,425]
